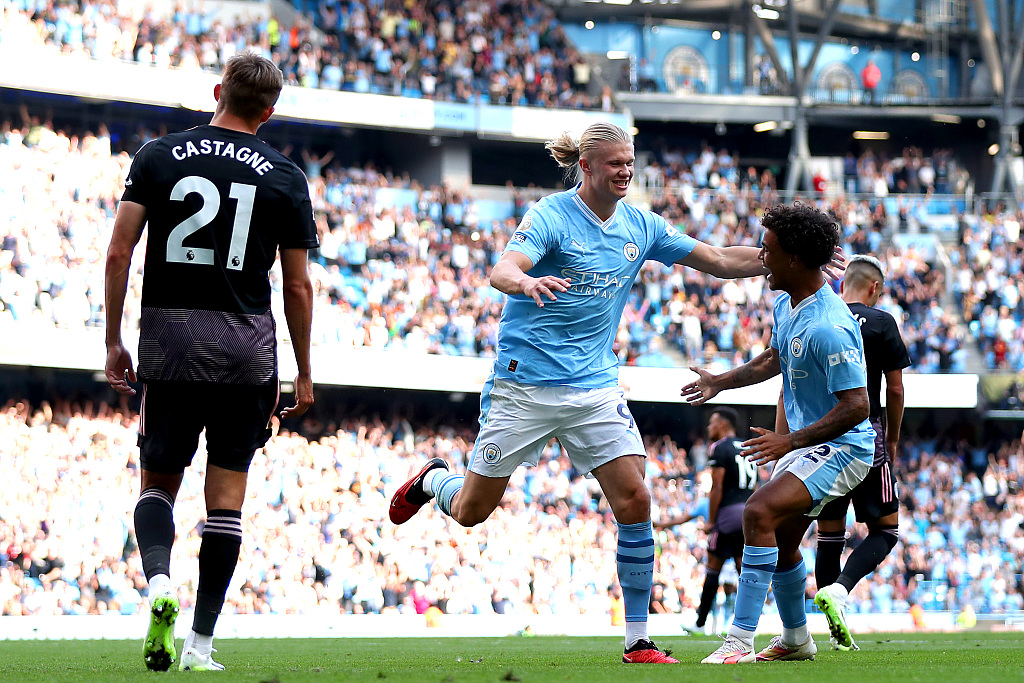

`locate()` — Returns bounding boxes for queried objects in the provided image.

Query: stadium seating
[0,398,1021,618]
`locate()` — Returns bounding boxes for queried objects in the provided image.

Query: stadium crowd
[0,398,1022,620]
[1,0,608,110]
[0,112,974,374]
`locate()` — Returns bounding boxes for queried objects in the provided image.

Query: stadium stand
[0,398,1021,618]
[0,111,975,373]
[3,0,608,110]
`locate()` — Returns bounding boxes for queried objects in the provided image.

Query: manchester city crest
[482,443,502,463]
[791,337,804,358]
[623,242,640,262]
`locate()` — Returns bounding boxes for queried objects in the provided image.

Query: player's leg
[135,382,202,671]
[836,461,900,593]
[703,472,810,663]
[178,382,276,671]
[755,515,817,661]
[590,454,676,663]
[814,496,850,588]
[818,462,900,650]
[693,549,726,631]
[390,377,543,527]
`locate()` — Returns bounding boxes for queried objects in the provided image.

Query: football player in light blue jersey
[390,122,775,664]
[683,203,872,665]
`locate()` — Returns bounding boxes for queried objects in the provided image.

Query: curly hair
[761,203,839,269]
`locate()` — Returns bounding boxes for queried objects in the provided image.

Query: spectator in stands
[861,59,881,105]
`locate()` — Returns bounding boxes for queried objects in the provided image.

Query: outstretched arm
[676,242,765,279]
[681,347,781,405]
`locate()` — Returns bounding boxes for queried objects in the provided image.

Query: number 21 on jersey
[167,175,255,270]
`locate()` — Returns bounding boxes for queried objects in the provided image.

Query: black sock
[193,509,243,636]
[696,569,720,627]
[838,525,899,592]
[134,487,176,580]
[815,529,846,588]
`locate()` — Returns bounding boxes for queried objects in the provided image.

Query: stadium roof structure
[543,0,1024,197]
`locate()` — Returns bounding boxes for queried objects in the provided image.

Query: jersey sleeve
[690,497,710,520]
[880,312,912,372]
[811,319,868,394]
[279,166,320,250]
[503,207,558,266]
[647,215,697,265]
[120,140,157,206]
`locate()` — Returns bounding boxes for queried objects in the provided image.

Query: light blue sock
[773,560,809,644]
[433,473,465,517]
[616,521,655,637]
[773,561,808,628]
[731,545,778,634]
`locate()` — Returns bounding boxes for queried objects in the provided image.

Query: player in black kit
[104,52,318,672]
[657,407,756,634]
[810,255,910,650]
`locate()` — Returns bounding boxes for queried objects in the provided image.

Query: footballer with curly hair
[682,202,874,664]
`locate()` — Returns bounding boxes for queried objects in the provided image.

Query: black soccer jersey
[846,302,912,423]
[707,436,757,508]
[122,124,319,385]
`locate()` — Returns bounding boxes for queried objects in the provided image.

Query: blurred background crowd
[1,398,1021,620]
[0,111,1008,374]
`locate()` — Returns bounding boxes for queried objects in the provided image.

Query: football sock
[432,473,465,516]
[193,509,242,637]
[147,573,172,602]
[815,528,846,588]
[731,545,778,638]
[772,561,809,645]
[134,487,176,581]
[616,521,654,648]
[838,525,899,592]
[421,468,447,497]
[184,630,214,656]
[696,568,721,627]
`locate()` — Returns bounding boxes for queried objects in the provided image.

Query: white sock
[185,630,214,655]
[727,624,756,647]
[148,574,172,602]
[421,468,446,497]
[782,624,809,646]
[827,583,850,603]
[625,622,648,649]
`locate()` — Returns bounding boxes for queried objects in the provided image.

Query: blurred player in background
[390,121,780,664]
[811,254,910,650]
[656,407,754,636]
[104,51,317,672]
[683,203,872,664]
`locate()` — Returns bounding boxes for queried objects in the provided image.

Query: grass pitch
[1,632,1021,683]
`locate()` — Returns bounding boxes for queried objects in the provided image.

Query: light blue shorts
[771,443,872,517]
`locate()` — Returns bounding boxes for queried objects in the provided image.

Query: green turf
[1,632,1021,682]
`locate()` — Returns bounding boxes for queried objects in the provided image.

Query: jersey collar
[571,187,618,229]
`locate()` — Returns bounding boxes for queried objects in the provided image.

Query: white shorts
[468,377,645,478]
[771,443,872,518]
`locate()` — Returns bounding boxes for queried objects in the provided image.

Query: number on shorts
[616,403,634,430]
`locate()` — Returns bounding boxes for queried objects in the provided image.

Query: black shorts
[817,460,899,523]
[708,528,744,561]
[138,380,279,474]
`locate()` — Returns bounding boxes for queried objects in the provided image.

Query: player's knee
[868,524,900,552]
[449,498,491,528]
[742,499,775,534]
[612,485,651,525]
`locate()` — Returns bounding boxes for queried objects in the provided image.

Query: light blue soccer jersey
[771,284,875,459]
[496,186,697,388]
